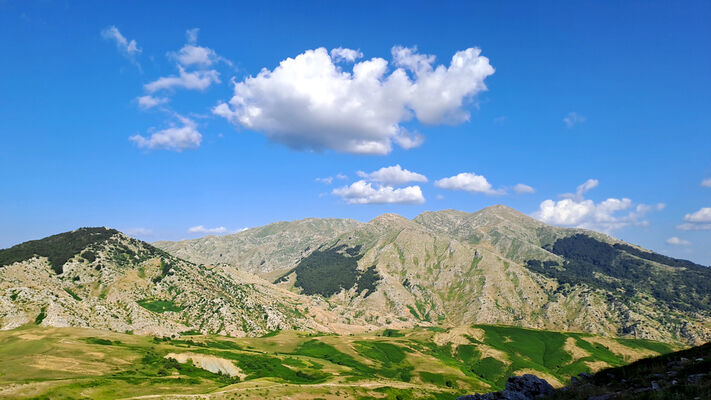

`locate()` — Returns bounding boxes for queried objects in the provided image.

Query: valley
[0,324,675,399]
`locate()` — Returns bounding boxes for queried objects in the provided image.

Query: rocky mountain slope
[155,206,711,345]
[155,218,362,279]
[0,228,343,337]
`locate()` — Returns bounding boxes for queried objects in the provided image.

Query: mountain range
[2,205,710,345]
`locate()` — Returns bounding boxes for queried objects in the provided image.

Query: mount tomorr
[1,206,709,344]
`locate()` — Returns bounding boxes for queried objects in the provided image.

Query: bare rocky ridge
[2,206,709,344]
[0,229,351,337]
[154,218,362,279]
[156,205,711,345]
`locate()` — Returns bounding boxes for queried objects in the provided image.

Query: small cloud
[513,183,535,194]
[677,207,711,230]
[186,28,200,44]
[684,207,711,223]
[168,28,232,69]
[563,112,586,128]
[357,164,427,186]
[330,47,363,63]
[144,67,220,92]
[130,114,202,151]
[666,237,691,246]
[188,225,228,234]
[561,179,598,201]
[316,176,334,185]
[436,194,444,200]
[677,222,711,231]
[333,180,425,204]
[101,25,141,61]
[701,178,711,188]
[493,116,507,125]
[125,227,153,236]
[336,173,348,180]
[434,172,504,195]
[136,95,169,110]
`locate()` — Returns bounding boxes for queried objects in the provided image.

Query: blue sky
[1,1,710,264]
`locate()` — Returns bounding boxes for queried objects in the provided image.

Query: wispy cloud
[130,114,202,151]
[513,183,535,194]
[666,237,691,246]
[101,26,141,67]
[563,112,586,128]
[136,95,169,110]
[188,225,228,234]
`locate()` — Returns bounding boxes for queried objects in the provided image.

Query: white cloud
[144,66,220,92]
[125,227,153,236]
[101,26,141,59]
[561,178,598,201]
[513,183,535,194]
[188,225,228,234]
[563,112,586,128]
[172,44,220,67]
[357,164,427,186]
[129,115,202,151]
[169,29,229,68]
[666,237,691,246]
[336,173,348,180]
[316,176,333,185]
[681,207,711,229]
[534,180,663,232]
[333,180,424,204]
[701,178,711,187]
[330,47,363,62]
[677,223,711,231]
[136,95,169,110]
[213,45,494,154]
[186,28,200,45]
[434,172,504,195]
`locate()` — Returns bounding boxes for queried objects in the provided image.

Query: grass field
[0,324,676,399]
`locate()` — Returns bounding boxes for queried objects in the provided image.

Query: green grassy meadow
[0,324,676,399]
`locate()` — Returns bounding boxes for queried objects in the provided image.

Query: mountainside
[155,206,711,345]
[154,218,362,279]
[0,228,340,337]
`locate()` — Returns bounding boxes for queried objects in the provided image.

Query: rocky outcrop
[457,374,554,400]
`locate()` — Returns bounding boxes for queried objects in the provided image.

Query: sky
[1,1,710,264]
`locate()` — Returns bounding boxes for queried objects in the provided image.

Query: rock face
[0,228,340,337]
[457,374,554,400]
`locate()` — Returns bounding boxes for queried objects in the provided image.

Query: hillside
[154,218,362,278]
[0,324,676,399]
[156,206,711,345]
[0,228,338,337]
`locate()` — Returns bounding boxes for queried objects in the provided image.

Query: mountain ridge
[2,206,709,345]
